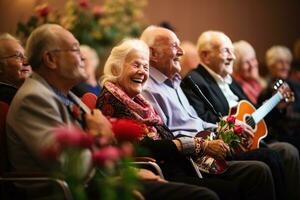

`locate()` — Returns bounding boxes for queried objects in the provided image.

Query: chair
[0,101,73,200]
[81,93,165,179]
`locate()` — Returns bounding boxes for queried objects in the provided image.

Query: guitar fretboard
[252,92,283,124]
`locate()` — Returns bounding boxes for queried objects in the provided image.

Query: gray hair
[0,33,21,69]
[80,45,99,68]
[25,24,63,70]
[101,39,149,86]
[233,40,256,71]
[196,31,230,60]
[265,45,292,67]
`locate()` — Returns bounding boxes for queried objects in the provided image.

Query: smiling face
[203,35,235,78]
[152,30,183,79]
[269,59,291,80]
[0,39,32,85]
[238,54,259,80]
[117,49,149,98]
[51,29,87,84]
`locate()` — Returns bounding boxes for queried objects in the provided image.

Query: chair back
[0,101,9,175]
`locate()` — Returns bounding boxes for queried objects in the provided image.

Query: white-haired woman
[257,46,300,199]
[96,38,241,200]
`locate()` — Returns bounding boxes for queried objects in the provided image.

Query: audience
[140,25,276,200]
[4,24,220,200]
[232,40,266,104]
[180,31,300,200]
[97,38,241,200]
[290,38,300,82]
[0,33,32,104]
[72,45,101,97]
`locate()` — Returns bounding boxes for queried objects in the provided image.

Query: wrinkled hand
[235,120,254,148]
[85,109,113,138]
[137,169,167,183]
[205,139,230,160]
[277,91,295,109]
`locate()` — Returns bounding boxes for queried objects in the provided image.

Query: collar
[201,63,233,84]
[149,67,182,88]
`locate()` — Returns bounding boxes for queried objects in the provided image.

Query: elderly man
[180,31,300,200]
[0,33,32,104]
[141,25,276,200]
[5,24,220,200]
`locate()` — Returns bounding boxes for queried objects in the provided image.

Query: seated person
[259,45,300,154]
[0,33,32,104]
[72,45,101,97]
[233,40,266,104]
[180,31,299,200]
[6,24,218,200]
[97,36,275,200]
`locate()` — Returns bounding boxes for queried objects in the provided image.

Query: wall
[1,0,300,65]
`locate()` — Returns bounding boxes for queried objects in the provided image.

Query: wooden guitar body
[230,100,268,150]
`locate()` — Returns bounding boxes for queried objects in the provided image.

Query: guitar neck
[251,92,282,124]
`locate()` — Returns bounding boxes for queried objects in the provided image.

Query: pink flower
[79,0,89,8]
[234,125,244,136]
[54,126,93,148]
[35,3,50,17]
[227,115,236,125]
[93,146,120,166]
[111,119,144,142]
[92,5,105,17]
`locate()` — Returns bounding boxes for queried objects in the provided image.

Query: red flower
[93,146,120,166]
[227,115,236,125]
[42,143,61,160]
[79,0,89,8]
[234,125,244,136]
[111,119,144,142]
[35,3,50,17]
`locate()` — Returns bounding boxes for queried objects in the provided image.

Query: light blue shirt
[142,67,216,137]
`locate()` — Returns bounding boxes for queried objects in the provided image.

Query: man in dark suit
[181,31,300,200]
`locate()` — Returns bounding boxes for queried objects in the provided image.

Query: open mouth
[132,78,143,84]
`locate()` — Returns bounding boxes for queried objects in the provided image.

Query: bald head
[140,25,183,79]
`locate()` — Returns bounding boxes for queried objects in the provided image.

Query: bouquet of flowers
[42,118,145,200]
[16,0,147,59]
[216,115,243,150]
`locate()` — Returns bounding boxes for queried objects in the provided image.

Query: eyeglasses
[0,52,27,62]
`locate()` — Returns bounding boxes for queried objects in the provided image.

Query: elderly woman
[233,40,266,104]
[258,46,300,193]
[96,39,240,200]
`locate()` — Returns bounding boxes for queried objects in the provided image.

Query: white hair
[101,39,149,86]
[0,33,21,69]
[196,31,231,61]
[265,45,292,67]
[80,45,99,68]
[233,40,256,71]
[25,24,63,70]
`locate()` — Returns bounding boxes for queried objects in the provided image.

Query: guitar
[230,80,292,150]
[192,80,293,174]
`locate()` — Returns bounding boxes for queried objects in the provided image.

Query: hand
[137,169,167,183]
[205,139,230,160]
[85,109,114,138]
[277,91,295,109]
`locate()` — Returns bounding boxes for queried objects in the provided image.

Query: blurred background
[0,0,299,74]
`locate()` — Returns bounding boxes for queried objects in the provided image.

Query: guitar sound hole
[245,116,255,129]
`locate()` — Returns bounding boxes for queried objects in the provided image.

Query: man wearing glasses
[0,33,32,104]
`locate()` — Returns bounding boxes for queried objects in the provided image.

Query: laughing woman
[96,38,241,200]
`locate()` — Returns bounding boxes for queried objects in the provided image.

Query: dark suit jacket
[181,64,250,124]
